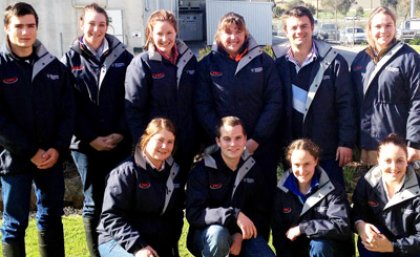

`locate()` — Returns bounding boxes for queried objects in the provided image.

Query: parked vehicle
[398,18,420,42]
[339,27,366,44]
[315,23,339,42]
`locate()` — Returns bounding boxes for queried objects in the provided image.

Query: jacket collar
[134,147,174,170]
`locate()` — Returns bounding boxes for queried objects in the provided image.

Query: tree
[381,0,399,9]
[356,6,364,17]
[321,0,356,16]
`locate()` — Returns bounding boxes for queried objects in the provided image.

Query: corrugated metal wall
[206,0,273,45]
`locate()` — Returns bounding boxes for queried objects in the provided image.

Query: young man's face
[284,15,314,49]
[216,124,247,162]
[4,14,37,54]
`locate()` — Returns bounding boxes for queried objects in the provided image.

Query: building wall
[0,0,145,57]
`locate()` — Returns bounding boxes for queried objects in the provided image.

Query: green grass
[410,45,420,53]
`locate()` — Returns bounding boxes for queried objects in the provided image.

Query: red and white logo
[138,182,151,189]
[2,77,18,84]
[282,207,292,213]
[210,183,222,190]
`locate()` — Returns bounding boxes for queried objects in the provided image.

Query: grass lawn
[411,44,420,53]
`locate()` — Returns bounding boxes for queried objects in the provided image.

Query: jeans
[189,225,275,257]
[71,148,129,218]
[1,165,64,242]
[274,238,346,257]
[99,239,179,257]
[357,238,420,257]
[319,159,345,189]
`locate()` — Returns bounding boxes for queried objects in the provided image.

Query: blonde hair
[144,9,177,49]
[139,118,176,151]
[366,6,397,48]
[214,12,248,45]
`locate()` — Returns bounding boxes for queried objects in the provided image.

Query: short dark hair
[216,116,246,138]
[4,2,38,27]
[281,6,314,31]
[378,133,408,158]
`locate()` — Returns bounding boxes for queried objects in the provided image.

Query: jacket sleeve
[100,166,147,254]
[333,54,357,148]
[271,189,289,256]
[52,64,75,154]
[125,55,151,143]
[299,190,352,240]
[195,56,220,139]
[405,52,420,149]
[186,163,238,229]
[251,54,282,144]
[115,52,134,137]
[392,197,420,255]
[351,176,371,226]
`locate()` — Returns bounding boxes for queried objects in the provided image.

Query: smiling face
[80,9,107,50]
[369,12,396,51]
[290,149,317,187]
[284,15,314,50]
[144,129,175,169]
[216,124,247,163]
[378,143,407,185]
[5,14,37,57]
[218,23,246,56]
[151,21,176,56]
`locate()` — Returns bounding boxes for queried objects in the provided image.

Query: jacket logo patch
[315,206,328,213]
[152,72,165,79]
[71,65,84,71]
[352,65,363,71]
[47,74,60,80]
[112,63,125,68]
[368,200,379,207]
[385,66,399,73]
[242,178,255,184]
[210,71,222,77]
[251,67,263,73]
[2,77,18,84]
[282,207,292,213]
[138,182,151,189]
[185,69,195,75]
[174,183,181,189]
[210,183,222,189]
[322,75,330,80]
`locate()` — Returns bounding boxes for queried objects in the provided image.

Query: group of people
[0,1,418,257]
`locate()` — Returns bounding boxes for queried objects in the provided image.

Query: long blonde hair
[366,6,397,48]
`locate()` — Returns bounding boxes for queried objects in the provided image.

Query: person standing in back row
[0,2,75,256]
[351,6,420,169]
[125,9,199,183]
[62,3,133,256]
[273,6,356,188]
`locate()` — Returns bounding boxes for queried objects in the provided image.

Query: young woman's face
[151,21,176,56]
[378,143,407,184]
[80,9,107,49]
[145,129,175,165]
[218,23,246,56]
[291,149,317,186]
[369,12,396,51]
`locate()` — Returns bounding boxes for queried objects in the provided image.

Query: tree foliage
[286,0,316,15]
[321,0,356,16]
[381,0,399,9]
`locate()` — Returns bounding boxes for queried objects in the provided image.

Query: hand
[362,233,394,253]
[37,148,60,169]
[285,225,301,241]
[356,221,381,246]
[236,212,257,239]
[89,136,114,151]
[134,245,159,257]
[336,146,353,167]
[246,139,259,155]
[229,233,243,256]
[407,146,420,162]
[31,149,46,167]
[104,133,124,147]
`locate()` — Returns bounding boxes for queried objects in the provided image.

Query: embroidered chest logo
[152,72,165,79]
[242,178,255,184]
[251,67,263,73]
[47,74,60,80]
[138,182,151,189]
[368,200,379,207]
[385,66,399,73]
[2,77,18,84]
[112,63,125,68]
[71,65,84,71]
[210,71,222,77]
[352,65,364,71]
[210,183,222,190]
[282,207,292,213]
[185,69,195,75]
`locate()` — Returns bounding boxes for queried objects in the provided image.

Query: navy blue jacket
[272,167,353,257]
[273,40,356,160]
[186,149,270,237]
[125,40,198,173]
[0,40,75,174]
[98,150,184,255]
[351,42,420,150]
[196,36,282,145]
[62,34,133,151]
[352,166,420,256]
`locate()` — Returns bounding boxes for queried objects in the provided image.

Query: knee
[309,239,334,257]
[203,225,231,257]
